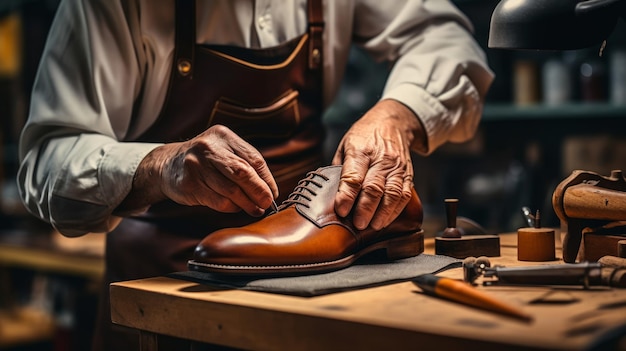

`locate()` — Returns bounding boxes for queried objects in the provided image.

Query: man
[17,0,493,349]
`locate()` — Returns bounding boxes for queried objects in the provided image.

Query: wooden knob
[442,198,461,238]
[518,227,556,261]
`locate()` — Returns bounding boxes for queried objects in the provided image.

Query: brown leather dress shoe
[188,165,424,275]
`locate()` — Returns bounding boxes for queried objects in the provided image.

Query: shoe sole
[187,230,424,276]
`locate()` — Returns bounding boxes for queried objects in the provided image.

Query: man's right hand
[117,124,278,217]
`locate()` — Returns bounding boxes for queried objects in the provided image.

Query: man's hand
[332,99,426,231]
[117,125,278,217]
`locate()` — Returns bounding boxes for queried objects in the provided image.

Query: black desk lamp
[489,0,626,50]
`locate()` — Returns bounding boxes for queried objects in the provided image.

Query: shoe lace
[278,170,330,210]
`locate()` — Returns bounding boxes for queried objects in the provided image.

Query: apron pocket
[208,90,300,141]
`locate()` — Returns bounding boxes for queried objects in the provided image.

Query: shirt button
[258,14,272,32]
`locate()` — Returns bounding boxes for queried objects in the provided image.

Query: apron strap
[175,0,195,79]
[307,0,324,70]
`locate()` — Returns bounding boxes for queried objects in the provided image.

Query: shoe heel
[385,230,424,260]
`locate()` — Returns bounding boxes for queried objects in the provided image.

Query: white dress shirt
[18,0,494,236]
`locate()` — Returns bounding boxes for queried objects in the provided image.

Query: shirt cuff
[98,142,163,207]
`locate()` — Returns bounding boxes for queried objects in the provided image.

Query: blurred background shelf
[0,306,55,350]
[0,230,104,279]
[0,229,104,351]
[483,103,626,121]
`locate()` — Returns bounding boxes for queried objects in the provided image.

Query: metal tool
[521,206,535,227]
[480,263,604,289]
[270,200,279,214]
[463,257,626,289]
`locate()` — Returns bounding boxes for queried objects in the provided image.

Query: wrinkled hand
[332,99,424,230]
[127,125,278,217]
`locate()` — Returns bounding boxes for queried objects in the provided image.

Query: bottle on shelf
[542,54,572,106]
[513,59,541,106]
[609,48,626,105]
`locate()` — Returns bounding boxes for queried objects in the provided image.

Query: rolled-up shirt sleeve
[17,0,160,236]
[352,0,494,154]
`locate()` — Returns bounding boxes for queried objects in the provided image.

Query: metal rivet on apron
[312,48,321,65]
[177,59,192,76]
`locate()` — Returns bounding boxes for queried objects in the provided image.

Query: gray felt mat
[169,254,461,297]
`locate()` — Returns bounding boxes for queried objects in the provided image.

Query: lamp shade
[489,0,624,50]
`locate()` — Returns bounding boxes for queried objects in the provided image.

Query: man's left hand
[332,99,425,231]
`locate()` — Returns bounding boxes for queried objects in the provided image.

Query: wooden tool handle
[552,170,626,262]
[598,255,626,268]
[601,267,626,288]
[563,184,626,221]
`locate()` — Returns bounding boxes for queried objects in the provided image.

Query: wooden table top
[110,232,626,351]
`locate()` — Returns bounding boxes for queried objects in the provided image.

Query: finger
[379,150,414,229]
[231,139,279,199]
[209,156,273,215]
[335,153,370,218]
[374,171,413,230]
[382,156,414,228]
[196,186,244,214]
[183,151,266,216]
[352,168,386,230]
[331,143,344,166]
[389,159,415,223]
[368,167,407,230]
[208,126,277,208]
[205,175,266,217]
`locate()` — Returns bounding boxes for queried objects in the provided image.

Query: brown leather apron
[94,1,324,349]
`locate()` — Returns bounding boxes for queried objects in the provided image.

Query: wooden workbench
[110,233,626,351]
